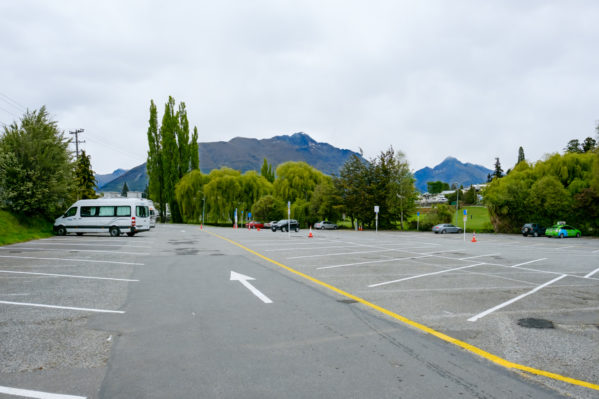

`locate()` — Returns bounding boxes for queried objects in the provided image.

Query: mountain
[95,168,128,188]
[413,157,492,192]
[98,132,362,192]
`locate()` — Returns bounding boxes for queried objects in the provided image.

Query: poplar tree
[75,150,98,199]
[121,182,129,197]
[146,100,165,221]
[260,158,274,183]
[190,126,199,170]
[161,96,179,221]
[177,102,190,177]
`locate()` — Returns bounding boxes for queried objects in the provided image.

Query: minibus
[54,198,151,237]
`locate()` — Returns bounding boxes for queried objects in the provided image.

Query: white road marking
[584,267,599,278]
[317,255,434,270]
[0,300,125,314]
[22,242,150,248]
[368,263,486,288]
[230,271,273,304]
[592,249,599,254]
[0,255,143,265]
[467,274,567,322]
[265,245,356,252]
[0,385,85,399]
[458,253,500,260]
[510,258,546,267]
[288,248,396,259]
[1,247,148,256]
[0,270,139,282]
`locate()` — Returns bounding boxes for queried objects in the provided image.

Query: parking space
[0,233,158,399]
[214,227,599,396]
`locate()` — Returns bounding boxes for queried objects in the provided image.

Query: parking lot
[211,227,599,397]
[0,226,598,398]
[0,234,155,399]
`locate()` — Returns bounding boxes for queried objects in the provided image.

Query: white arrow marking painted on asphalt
[230,271,273,304]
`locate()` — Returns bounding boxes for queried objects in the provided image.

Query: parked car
[247,221,264,229]
[432,224,463,234]
[264,221,277,228]
[545,224,581,238]
[521,223,545,237]
[271,219,299,232]
[314,221,338,230]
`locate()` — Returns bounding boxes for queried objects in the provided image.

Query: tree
[493,157,503,179]
[517,146,525,164]
[190,126,199,171]
[463,186,477,204]
[260,158,275,183]
[252,195,284,222]
[426,181,449,194]
[146,100,165,221]
[582,137,597,153]
[565,139,582,153]
[0,106,74,218]
[161,96,179,222]
[384,149,417,230]
[334,154,373,229]
[75,150,98,199]
[121,182,129,197]
[177,102,191,178]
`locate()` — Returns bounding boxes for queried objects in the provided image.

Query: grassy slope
[0,210,54,246]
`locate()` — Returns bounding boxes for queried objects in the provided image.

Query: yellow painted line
[205,230,599,391]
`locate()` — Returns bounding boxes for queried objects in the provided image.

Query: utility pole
[69,128,85,159]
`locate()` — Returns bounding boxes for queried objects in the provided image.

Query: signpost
[463,209,467,241]
[287,201,291,238]
[374,206,379,233]
[417,211,420,231]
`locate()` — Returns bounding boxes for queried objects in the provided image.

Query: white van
[54,198,151,237]
[144,199,157,228]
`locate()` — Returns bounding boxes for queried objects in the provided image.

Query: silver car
[432,223,463,234]
[314,221,338,230]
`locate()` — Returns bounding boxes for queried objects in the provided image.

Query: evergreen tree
[517,146,525,163]
[493,157,503,179]
[121,182,129,197]
[190,126,199,170]
[260,158,275,183]
[565,139,582,153]
[75,150,97,199]
[582,137,597,152]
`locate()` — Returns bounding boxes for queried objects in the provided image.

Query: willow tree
[273,161,325,203]
[175,170,209,223]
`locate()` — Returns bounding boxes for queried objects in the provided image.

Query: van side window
[116,206,131,216]
[81,206,98,217]
[99,206,116,217]
[65,207,77,217]
[136,206,148,217]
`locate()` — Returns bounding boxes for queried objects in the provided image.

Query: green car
[545,224,581,238]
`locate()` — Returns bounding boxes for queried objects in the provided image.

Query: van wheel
[56,226,66,236]
[109,227,120,237]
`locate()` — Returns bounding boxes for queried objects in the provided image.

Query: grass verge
[0,209,54,246]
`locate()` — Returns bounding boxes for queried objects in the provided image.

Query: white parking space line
[0,255,143,265]
[26,242,151,248]
[1,247,148,256]
[368,263,486,288]
[584,267,599,278]
[288,248,398,259]
[0,385,85,399]
[0,300,125,314]
[317,255,435,270]
[0,270,139,282]
[467,274,567,322]
[510,258,546,267]
[265,245,356,252]
[458,253,500,260]
[592,249,599,254]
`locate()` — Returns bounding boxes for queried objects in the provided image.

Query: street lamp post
[454,183,460,226]
[202,196,206,229]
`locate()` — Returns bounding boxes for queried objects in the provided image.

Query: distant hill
[95,168,128,188]
[98,132,362,192]
[413,157,492,192]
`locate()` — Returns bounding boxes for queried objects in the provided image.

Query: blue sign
[463,209,467,215]
[248,212,252,218]
[417,211,420,216]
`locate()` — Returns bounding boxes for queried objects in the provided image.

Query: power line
[0,92,26,112]
[0,104,17,118]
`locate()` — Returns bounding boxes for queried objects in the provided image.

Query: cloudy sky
[1,0,598,174]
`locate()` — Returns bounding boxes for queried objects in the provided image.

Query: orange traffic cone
[471,231,477,243]
[257,227,260,232]
[308,226,313,238]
